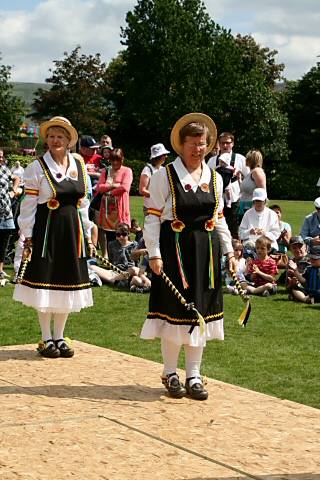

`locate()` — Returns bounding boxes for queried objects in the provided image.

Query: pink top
[97,165,133,229]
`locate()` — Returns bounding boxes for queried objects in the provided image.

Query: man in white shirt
[207,132,249,238]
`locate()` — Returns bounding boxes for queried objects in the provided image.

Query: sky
[0,0,319,83]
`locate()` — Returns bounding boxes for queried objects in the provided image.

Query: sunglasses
[116,232,128,237]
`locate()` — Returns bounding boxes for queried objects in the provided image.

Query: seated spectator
[286,236,310,302]
[245,236,278,296]
[130,236,151,293]
[239,188,281,256]
[287,251,320,304]
[300,197,320,255]
[130,218,143,242]
[223,239,247,295]
[269,204,292,253]
[107,223,142,290]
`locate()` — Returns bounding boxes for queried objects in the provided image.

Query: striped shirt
[248,257,278,286]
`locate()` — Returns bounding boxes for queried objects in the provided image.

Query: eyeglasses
[116,232,128,237]
[184,142,207,150]
[220,141,233,145]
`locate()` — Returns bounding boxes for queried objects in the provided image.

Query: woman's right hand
[149,258,163,275]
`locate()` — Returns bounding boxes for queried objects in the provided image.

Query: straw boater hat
[39,116,78,148]
[170,112,217,157]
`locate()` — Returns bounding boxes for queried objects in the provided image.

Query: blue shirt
[300,211,320,246]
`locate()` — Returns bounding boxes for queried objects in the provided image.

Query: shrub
[5,154,36,168]
[267,164,319,200]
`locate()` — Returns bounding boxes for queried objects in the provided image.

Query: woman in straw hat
[141,113,236,400]
[13,116,95,358]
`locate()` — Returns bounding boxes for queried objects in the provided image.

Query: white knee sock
[161,338,181,376]
[53,313,69,342]
[37,312,53,342]
[184,345,204,384]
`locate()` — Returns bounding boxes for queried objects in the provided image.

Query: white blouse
[18,151,92,238]
[143,157,233,258]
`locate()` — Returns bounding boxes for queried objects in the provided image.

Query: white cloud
[0,0,319,82]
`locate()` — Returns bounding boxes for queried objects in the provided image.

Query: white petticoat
[13,284,93,313]
[140,317,224,347]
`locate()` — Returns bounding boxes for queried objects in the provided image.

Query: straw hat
[170,112,217,157]
[39,116,78,148]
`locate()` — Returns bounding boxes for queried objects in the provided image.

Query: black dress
[147,163,223,331]
[19,157,90,291]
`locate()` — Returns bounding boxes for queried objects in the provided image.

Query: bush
[267,163,319,200]
[5,153,36,168]
[125,158,146,195]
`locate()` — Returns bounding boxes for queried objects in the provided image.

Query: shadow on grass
[0,383,164,402]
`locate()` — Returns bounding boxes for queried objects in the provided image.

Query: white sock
[37,312,53,342]
[184,345,203,386]
[53,313,69,344]
[161,338,181,377]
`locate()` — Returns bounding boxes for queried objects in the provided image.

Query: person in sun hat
[140,112,236,401]
[139,143,170,215]
[13,116,95,359]
[300,197,320,257]
[239,187,281,257]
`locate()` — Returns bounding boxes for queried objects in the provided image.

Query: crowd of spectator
[1,130,320,304]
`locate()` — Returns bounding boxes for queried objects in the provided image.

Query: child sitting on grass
[246,235,278,296]
[223,239,247,295]
[287,252,320,304]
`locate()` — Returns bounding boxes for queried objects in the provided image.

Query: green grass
[1,198,319,409]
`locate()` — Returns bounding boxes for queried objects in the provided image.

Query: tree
[0,55,26,142]
[106,0,288,166]
[32,46,110,137]
[284,62,320,166]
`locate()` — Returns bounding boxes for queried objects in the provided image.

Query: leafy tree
[106,0,288,166]
[32,46,109,137]
[283,62,320,166]
[0,55,26,142]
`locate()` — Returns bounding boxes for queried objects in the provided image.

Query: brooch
[200,183,209,193]
[184,183,192,192]
[47,199,60,210]
[56,173,62,179]
[69,170,77,179]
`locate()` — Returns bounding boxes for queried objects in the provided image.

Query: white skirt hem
[140,317,224,347]
[13,285,93,313]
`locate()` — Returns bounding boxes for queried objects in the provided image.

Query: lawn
[1,197,319,409]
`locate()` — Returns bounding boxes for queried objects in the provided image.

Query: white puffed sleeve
[143,168,170,258]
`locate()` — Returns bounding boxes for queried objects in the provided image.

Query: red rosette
[205,219,215,231]
[47,198,60,210]
[171,219,185,233]
[184,183,192,192]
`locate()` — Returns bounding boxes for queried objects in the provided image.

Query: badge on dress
[184,184,192,192]
[69,170,77,179]
[200,183,209,193]
[56,173,62,179]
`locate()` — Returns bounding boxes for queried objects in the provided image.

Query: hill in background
[10,82,51,110]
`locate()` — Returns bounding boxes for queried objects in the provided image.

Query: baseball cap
[289,235,304,245]
[314,197,320,208]
[150,143,170,160]
[80,135,100,149]
[252,188,267,202]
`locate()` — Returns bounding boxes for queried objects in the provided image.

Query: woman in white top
[13,117,95,359]
[238,149,266,222]
[141,113,236,401]
[139,143,169,215]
